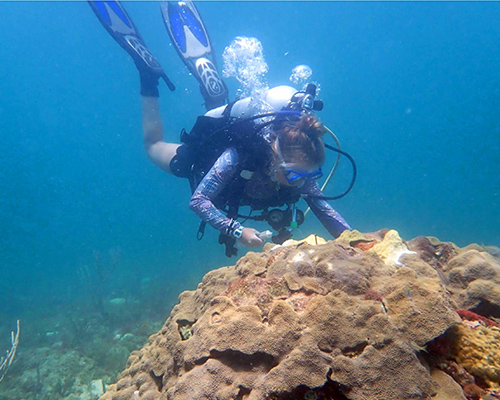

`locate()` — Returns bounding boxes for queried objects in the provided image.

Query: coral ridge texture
[100,229,500,400]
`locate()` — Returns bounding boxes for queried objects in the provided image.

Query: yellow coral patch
[281,234,326,247]
[371,229,417,267]
[451,323,500,388]
[337,229,372,243]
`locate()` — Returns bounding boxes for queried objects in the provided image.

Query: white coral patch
[392,250,418,267]
[292,252,306,263]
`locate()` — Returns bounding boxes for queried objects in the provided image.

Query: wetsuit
[189,147,351,239]
[173,85,351,241]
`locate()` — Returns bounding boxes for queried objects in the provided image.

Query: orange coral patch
[350,239,377,251]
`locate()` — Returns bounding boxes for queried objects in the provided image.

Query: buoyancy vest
[169,107,301,210]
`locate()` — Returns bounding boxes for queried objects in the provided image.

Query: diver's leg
[142,97,180,174]
[89,1,180,173]
[161,1,228,110]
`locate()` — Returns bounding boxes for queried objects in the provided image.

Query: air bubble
[290,64,313,85]
[222,36,269,98]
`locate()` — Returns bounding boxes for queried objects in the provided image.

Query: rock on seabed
[100,229,500,400]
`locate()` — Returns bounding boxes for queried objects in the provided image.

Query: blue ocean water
[0,0,499,376]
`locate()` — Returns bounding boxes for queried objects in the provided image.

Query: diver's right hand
[239,228,264,248]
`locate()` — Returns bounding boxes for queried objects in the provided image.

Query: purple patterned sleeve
[189,148,242,235]
[301,180,351,237]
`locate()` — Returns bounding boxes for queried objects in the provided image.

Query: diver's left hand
[239,228,264,248]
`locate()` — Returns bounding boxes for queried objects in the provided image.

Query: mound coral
[99,229,500,400]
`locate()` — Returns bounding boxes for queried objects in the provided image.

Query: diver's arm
[301,181,351,237]
[189,148,263,247]
[141,97,180,174]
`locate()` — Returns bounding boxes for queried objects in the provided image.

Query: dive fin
[88,0,175,91]
[161,1,227,109]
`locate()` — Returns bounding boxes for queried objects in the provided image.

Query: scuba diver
[89,1,353,257]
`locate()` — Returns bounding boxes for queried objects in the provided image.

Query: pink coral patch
[456,309,499,328]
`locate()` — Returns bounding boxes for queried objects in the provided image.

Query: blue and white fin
[89,0,175,91]
[161,1,227,109]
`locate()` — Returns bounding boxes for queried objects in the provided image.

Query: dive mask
[283,166,323,186]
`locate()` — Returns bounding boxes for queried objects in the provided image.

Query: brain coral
[100,229,500,400]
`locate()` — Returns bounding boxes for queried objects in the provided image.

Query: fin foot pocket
[196,58,228,108]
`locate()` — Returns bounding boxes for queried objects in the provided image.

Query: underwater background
[0,1,499,398]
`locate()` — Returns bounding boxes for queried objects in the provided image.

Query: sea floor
[0,290,173,400]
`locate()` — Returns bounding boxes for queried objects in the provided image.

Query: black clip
[197,221,206,240]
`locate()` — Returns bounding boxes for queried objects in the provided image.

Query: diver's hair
[273,114,326,166]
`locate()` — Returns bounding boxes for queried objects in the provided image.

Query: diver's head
[271,113,326,187]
